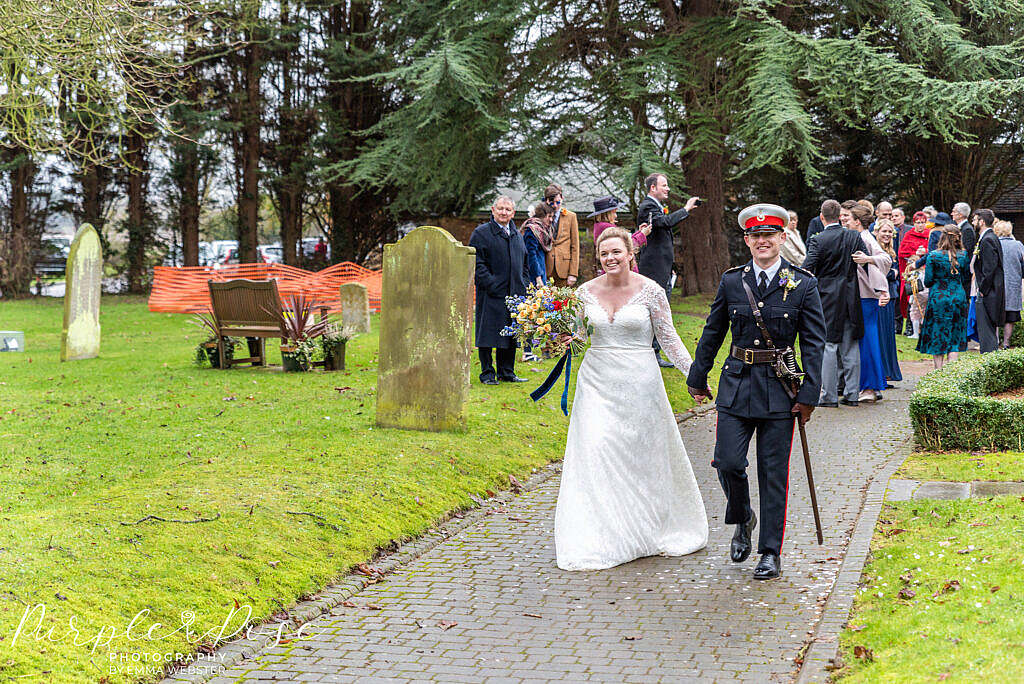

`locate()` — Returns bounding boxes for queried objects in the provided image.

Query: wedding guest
[543,184,580,288]
[973,209,1005,353]
[917,226,970,369]
[520,202,554,363]
[847,203,892,402]
[589,195,651,273]
[892,207,912,242]
[897,212,931,335]
[522,202,554,287]
[470,196,529,385]
[780,210,807,265]
[803,199,867,407]
[874,220,903,383]
[636,172,700,368]
[806,211,826,241]
[951,201,977,259]
[996,220,1024,348]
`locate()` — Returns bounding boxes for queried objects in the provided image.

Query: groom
[687,204,826,580]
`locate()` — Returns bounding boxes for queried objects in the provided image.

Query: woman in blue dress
[520,202,554,361]
[874,220,903,383]
[916,226,971,369]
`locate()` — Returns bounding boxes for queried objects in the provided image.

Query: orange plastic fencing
[148,262,382,315]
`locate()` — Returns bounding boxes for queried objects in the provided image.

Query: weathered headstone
[376,226,475,431]
[339,281,371,334]
[60,223,102,361]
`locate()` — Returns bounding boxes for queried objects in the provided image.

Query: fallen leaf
[898,588,916,600]
[341,601,357,608]
[853,645,874,662]
[939,673,951,680]
[355,563,380,576]
[334,386,353,392]
[991,585,1001,593]
[437,620,457,631]
[268,560,280,568]
[486,490,496,498]
[849,624,866,632]
[969,522,990,528]
[523,613,542,618]
[509,474,523,494]
[364,604,382,611]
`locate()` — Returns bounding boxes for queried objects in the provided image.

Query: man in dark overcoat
[802,199,866,407]
[469,195,530,384]
[687,203,826,580]
[974,208,1005,353]
[636,172,700,367]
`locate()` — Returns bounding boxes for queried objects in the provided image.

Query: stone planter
[281,347,309,372]
[202,339,234,368]
[323,339,347,371]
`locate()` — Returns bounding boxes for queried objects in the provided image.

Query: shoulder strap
[741,281,777,349]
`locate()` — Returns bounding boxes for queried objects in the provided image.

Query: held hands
[685,197,701,212]
[851,251,871,265]
[915,246,927,257]
[792,402,814,425]
[567,275,577,286]
[687,385,713,404]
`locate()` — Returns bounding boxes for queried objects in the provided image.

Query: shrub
[910,348,1024,452]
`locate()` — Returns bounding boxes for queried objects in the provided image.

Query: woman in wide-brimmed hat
[589,195,650,273]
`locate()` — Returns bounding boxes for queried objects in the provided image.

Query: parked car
[35,236,71,275]
[300,237,330,260]
[210,240,237,264]
[259,244,283,264]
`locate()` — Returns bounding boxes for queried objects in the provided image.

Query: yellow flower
[537,317,546,325]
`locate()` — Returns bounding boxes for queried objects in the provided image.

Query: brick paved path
[211,377,917,683]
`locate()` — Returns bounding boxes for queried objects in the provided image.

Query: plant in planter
[321,324,352,371]
[190,313,236,368]
[269,294,329,372]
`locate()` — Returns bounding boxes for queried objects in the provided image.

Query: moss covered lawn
[0,294,724,681]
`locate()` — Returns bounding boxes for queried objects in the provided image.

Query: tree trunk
[279,187,302,265]
[180,142,201,266]
[238,37,261,264]
[675,150,728,295]
[0,150,35,295]
[125,128,150,293]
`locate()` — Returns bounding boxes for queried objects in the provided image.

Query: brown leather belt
[731,345,780,364]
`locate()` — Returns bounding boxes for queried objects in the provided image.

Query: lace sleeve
[645,282,692,374]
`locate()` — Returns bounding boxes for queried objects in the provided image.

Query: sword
[797,415,824,545]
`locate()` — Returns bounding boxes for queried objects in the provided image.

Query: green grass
[896,452,1024,482]
[0,294,725,681]
[895,332,930,361]
[838,497,1024,682]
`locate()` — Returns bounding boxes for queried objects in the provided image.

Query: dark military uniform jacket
[687,259,826,419]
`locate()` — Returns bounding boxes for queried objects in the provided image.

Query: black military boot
[730,511,756,563]
[753,551,782,580]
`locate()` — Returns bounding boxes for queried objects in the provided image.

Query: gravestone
[60,223,102,361]
[339,282,371,334]
[376,226,475,431]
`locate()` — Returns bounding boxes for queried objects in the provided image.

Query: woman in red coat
[897,211,932,321]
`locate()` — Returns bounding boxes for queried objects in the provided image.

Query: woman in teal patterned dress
[916,226,971,368]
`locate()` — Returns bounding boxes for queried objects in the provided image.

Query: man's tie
[758,272,769,293]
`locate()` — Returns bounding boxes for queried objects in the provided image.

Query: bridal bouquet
[500,284,589,357]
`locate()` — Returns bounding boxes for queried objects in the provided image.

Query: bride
[554,227,708,571]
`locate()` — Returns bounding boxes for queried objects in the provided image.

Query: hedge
[910,348,1024,452]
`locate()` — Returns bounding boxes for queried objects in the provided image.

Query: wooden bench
[208,279,286,368]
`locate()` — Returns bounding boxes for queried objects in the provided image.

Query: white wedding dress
[554,276,709,571]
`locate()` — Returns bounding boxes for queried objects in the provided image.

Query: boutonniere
[662,207,669,215]
[973,242,981,257]
[779,268,801,301]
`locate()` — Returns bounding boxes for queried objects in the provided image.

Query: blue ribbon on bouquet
[530,350,572,415]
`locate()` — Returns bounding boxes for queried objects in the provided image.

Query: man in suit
[805,212,825,241]
[542,184,580,288]
[469,196,530,385]
[974,208,1005,353]
[687,203,825,581]
[636,172,701,367]
[802,199,868,407]
[952,202,977,258]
